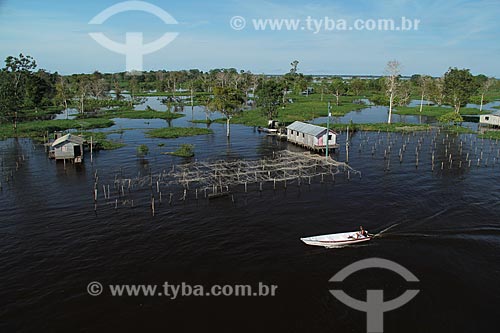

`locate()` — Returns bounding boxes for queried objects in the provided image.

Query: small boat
[257,126,278,134]
[301,231,372,248]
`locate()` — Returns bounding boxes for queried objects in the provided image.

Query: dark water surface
[1,104,500,332]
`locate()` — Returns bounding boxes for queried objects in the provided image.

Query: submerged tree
[385,60,401,124]
[208,87,245,138]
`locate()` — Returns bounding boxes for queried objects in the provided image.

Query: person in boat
[358,226,368,238]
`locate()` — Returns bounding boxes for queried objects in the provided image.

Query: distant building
[286,121,338,152]
[50,133,84,163]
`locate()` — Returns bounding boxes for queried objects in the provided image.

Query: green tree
[55,76,73,111]
[208,86,244,138]
[318,78,330,101]
[396,80,411,107]
[330,78,347,106]
[443,68,478,113]
[438,111,463,125]
[255,79,283,120]
[478,77,496,112]
[0,71,18,124]
[2,54,38,128]
[417,75,433,112]
[430,77,445,106]
[349,78,365,97]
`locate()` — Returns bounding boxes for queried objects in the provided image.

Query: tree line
[1,54,498,133]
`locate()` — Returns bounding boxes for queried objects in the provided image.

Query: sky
[0,0,499,76]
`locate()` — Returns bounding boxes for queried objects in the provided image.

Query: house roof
[286,121,335,137]
[51,133,85,147]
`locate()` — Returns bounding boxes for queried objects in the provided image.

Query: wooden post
[90,136,93,164]
[151,197,155,216]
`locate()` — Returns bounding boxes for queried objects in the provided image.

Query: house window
[328,135,332,140]
[302,133,304,138]
[485,117,490,121]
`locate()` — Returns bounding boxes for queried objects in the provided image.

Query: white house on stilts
[286,121,339,152]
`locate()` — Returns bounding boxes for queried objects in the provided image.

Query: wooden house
[286,121,338,152]
[480,114,500,128]
[50,133,84,163]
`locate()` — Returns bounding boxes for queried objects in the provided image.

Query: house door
[74,145,82,157]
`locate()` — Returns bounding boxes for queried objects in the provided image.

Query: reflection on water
[1,96,500,332]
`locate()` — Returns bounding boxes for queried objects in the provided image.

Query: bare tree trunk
[480,93,484,112]
[420,92,424,113]
[388,91,394,124]
[226,117,231,138]
[335,92,340,106]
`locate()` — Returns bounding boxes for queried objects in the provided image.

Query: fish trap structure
[96,150,359,214]
[175,151,351,191]
[161,150,357,194]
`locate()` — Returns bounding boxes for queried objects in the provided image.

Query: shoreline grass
[394,106,488,117]
[146,127,213,139]
[189,119,220,124]
[478,131,500,140]
[227,94,368,127]
[319,122,431,133]
[80,131,125,150]
[80,106,184,120]
[0,118,115,140]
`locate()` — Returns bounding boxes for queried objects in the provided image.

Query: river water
[1,98,499,332]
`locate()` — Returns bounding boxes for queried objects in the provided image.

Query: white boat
[301,231,372,248]
[257,126,278,134]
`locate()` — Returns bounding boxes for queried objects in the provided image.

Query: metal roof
[286,121,332,137]
[51,133,85,147]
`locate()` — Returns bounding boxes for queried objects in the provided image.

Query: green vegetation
[478,131,500,140]
[189,119,219,124]
[137,144,149,156]
[22,105,64,120]
[437,112,464,124]
[81,106,184,120]
[146,127,213,139]
[135,91,211,98]
[443,125,476,135]
[207,86,245,137]
[320,122,431,133]
[394,106,486,117]
[80,131,125,150]
[0,118,114,140]
[443,68,479,113]
[226,94,366,127]
[168,144,195,157]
